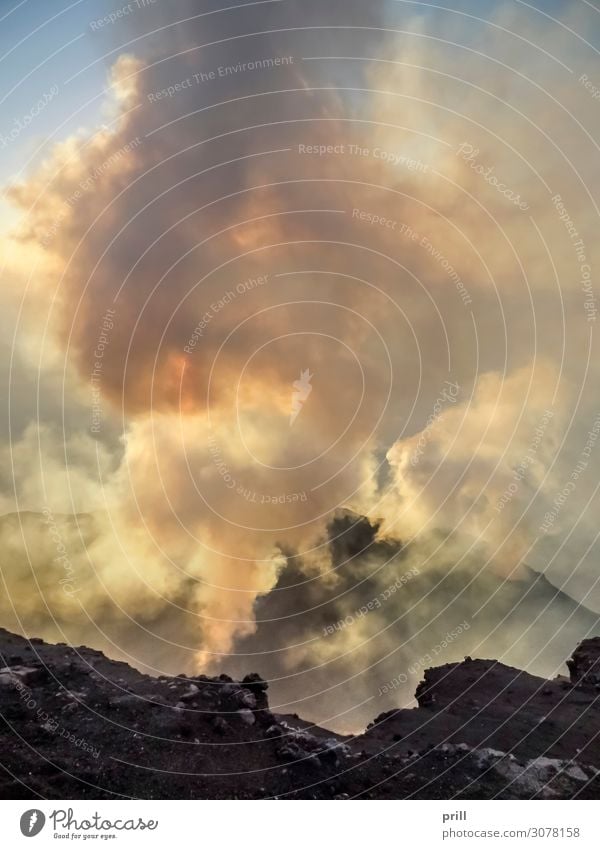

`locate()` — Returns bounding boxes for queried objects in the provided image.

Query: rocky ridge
[0,627,599,799]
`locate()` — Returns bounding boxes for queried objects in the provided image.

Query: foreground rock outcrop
[0,628,599,799]
[567,637,600,691]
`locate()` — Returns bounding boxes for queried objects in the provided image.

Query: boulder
[567,638,600,690]
[0,665,45,687]
[238,709,256,726]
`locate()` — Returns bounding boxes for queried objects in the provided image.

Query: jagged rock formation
[0,627,599,799]
[567,637,600,691]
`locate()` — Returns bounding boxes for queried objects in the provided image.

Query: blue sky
[0,0,135,182]
[1,0,597,187]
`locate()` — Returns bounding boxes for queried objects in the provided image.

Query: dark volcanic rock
[567,637,600,690]
[0,627,599,799]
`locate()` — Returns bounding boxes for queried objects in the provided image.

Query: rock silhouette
[0,628,598,799]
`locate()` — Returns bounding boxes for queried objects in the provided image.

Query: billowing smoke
[1,0,599,729]
[225,512,598,732]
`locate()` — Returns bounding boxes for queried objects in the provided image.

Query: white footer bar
[0,799,596,847]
